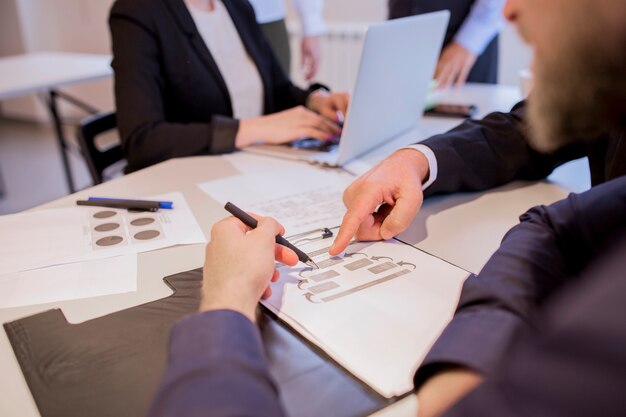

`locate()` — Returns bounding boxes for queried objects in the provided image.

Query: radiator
[288,22,369,92]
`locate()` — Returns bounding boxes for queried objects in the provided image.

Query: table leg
[45,89,76,193]
[0,163,5,198]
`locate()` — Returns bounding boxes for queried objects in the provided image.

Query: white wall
[0,1,27,56]
[498,24,533,85]
[0,0,115,121]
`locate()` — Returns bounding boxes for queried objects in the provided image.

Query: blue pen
[88,197,173,209]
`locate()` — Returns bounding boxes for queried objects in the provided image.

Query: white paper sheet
[261,235,470,398]
[0,255,137,308]
[198,168,354,238]
[222,152,309,175]
[0,192,205,275]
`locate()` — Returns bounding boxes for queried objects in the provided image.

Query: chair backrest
[77,111,123,185]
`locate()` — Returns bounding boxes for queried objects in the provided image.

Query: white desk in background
[0,52,113,194]
[0,84,590,417]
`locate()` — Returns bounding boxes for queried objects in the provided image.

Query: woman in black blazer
[109,0,347,172]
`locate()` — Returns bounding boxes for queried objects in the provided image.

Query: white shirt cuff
[292,0,326,36]
[402,144,438,191]
[300,15,326,36]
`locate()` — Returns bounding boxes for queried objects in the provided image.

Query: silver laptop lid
[334,11,450,166]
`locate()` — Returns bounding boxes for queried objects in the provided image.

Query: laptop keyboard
[288,136,341,152]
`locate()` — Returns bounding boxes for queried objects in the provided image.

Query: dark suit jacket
[147,177,626,417]
[422,101,626,195]
[109,0,311,172]
[417,175,626,417]
[389,0,499,83]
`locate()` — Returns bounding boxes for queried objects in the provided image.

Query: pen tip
[306,260,320,270]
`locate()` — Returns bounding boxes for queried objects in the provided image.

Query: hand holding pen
[199,208,301,322]
[224,202,319,269]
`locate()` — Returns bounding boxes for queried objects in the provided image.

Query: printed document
[262,233,470,398]
[198,168,354,238]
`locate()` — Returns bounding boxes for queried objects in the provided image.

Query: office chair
[76,111,126,185]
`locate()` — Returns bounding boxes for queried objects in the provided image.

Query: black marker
[224,202,319,270]
[77,198,161,212]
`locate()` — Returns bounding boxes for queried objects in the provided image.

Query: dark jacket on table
[109,0,311,172]
[147,177,626,417]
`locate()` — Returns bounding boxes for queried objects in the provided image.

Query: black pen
[224,202,319,269]
[76,198,160,212]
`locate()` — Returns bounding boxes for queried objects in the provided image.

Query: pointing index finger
[329,194,381,255]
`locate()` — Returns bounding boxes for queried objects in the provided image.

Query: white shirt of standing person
[247,0,326,80]
[247,0,326,36]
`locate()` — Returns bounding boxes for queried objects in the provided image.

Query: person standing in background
[247,0,325,81]
[389,0,504,88]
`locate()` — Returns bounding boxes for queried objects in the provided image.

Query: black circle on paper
[93,210,116,219]
[96,236,124,246]
[130,217,155,226]
[94,223,120,232]
[134,230,161,240]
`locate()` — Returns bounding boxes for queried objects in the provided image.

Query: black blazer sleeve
[422,101,589,197]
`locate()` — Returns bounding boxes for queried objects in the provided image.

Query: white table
[0,52,113,193]
[0,84,589,417]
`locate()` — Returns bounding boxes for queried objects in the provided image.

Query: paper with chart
[0,192,205,275]
[198,168,354,238]
[261,235,470,398]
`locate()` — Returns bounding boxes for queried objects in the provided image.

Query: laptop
[245,11,450,167]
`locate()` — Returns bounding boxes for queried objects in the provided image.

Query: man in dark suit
[146,0,626,415]
[389,0,504,87]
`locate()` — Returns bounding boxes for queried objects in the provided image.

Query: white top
[247,0,326,36]
[186,1,264,119]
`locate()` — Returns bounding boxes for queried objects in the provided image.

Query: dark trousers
[389,0,498,83]
[259,19,291,77]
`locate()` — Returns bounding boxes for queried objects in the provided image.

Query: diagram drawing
[290,245,418,304]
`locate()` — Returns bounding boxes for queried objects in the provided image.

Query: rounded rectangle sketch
[308,281,340,294]
[344,258,374,271]
[309,270,340,282]
[316,257,344,269]
[367,261,397,274]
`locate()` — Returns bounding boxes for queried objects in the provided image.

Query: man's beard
[526,25,626,152]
